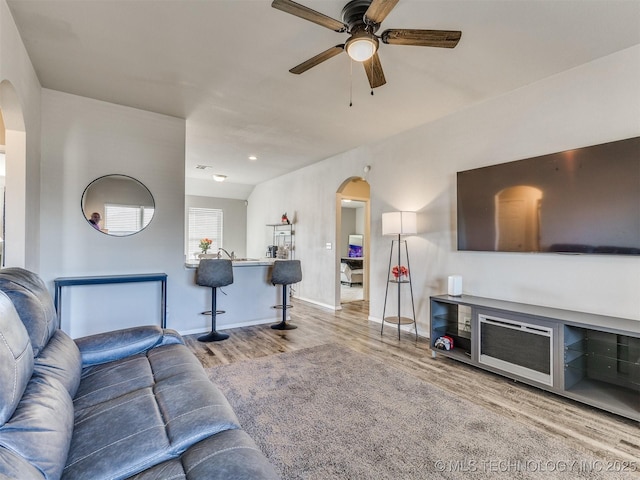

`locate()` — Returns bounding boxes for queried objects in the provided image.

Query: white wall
[39,89,192,337]
[248,45,640,330]
[0,0,41,270]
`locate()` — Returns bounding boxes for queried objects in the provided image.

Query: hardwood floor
[184,299,640,467]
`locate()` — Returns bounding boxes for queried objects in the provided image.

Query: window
[104,203,154,236]
[187,207,223,257]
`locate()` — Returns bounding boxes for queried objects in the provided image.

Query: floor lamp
[382,211,418,340]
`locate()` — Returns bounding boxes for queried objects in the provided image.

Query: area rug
[206,344,635,479]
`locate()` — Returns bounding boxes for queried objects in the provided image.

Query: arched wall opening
[0,80,27,268]
[336,177,370,309]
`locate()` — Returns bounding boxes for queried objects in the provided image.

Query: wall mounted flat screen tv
[457,136,640,255]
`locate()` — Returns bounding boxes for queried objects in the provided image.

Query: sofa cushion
[64,386,171,480]
[0,268,58,358]
[74,353,155,411]
[126,430,280,480]
[0,372,74,480]
[75,325,183,368]
[148,346,241,454]
[0,447,44,480]
[0,292,34,425]
[34,329,82,398]
[180,430,280,480]
[64,344,242,480]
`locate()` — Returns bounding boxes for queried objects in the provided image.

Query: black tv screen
[457,136,640,255]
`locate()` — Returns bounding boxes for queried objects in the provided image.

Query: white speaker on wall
[448,275,462,296]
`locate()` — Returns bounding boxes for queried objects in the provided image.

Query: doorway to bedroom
[336,177,370,307]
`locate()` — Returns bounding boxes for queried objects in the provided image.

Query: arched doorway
[0,80,28,268]
[336,177,370,308]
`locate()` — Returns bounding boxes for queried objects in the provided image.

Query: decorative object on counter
[196,259,234,342]
[447,275,463,296]
[281,212,290,224]
[199,237,213,254]
[270,260,302,330]
[391,265,408,279]
[276,244,290,259]
[382,211,418,341]
[267,223,294,260]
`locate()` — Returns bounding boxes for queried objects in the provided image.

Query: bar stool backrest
[271,260,302,286]
[196,259,233,288]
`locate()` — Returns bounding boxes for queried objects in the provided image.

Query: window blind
[187,207,223,257]
[104,204,154,236]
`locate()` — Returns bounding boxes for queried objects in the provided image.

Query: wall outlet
[325,242,332,249]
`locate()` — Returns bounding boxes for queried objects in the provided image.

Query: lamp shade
[382,211,417,236]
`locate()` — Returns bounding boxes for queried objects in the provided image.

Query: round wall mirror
[81,174,155,236]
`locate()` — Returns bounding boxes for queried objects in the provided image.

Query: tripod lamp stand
[381,211,418,340]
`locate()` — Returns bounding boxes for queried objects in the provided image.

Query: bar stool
[196,259,233,342]
[270,260,302,330]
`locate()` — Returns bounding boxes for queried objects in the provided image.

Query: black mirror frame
[81,174,155,237]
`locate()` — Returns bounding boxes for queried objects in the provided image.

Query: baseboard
[294,296,339,311]
[178,317,279,336]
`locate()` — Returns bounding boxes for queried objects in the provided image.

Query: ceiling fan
[272,0,462,89]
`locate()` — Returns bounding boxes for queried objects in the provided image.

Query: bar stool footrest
[271,304,294,310]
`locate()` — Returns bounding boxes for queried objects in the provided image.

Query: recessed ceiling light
[248,155,257,161]
[213,174,227,182]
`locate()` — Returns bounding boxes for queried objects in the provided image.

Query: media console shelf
[430,294,639,421]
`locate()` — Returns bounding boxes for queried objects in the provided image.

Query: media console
[430,295,639,421]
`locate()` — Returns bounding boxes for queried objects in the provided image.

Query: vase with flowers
[199,238,213,254]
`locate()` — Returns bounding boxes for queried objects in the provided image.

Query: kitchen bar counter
[184,258,285,333]
[184,258,275,269]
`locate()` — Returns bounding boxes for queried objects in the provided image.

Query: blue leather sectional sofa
[0,268,279,479]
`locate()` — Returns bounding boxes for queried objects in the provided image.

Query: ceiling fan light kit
[346,31,378,62]
[272,0,461,89]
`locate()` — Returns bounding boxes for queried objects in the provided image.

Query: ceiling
[7,0,640,198]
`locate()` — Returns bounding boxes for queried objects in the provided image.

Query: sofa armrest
[75,326,184,368]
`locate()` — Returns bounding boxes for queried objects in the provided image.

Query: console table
[430,295,639,421]
[54,273,167,329]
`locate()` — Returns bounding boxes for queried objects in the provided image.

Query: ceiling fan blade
[289,45,345,75]
[272,0,346,32]
[362,52,386,88]
[381,29,462,48]
[364,0,399,25]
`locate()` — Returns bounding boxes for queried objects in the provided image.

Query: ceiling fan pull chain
[370,59,374,96]
[349,58,353,107]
